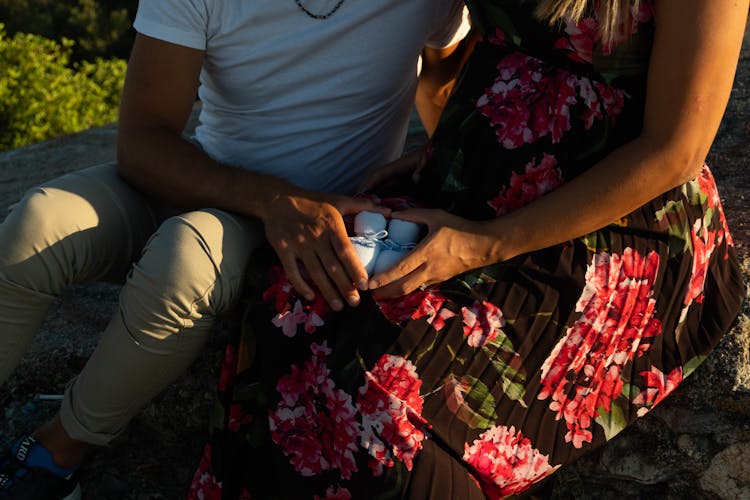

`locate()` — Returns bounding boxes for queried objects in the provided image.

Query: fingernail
[368,279,380,289]
[357,279,369,290]
[305,293,315,301]
[348,294,360,306]
[332,299,344,311]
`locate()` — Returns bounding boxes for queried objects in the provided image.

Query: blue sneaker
[0,436,81,500]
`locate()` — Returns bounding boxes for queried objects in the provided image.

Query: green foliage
[0,24,126,150]
[0,0,136,61]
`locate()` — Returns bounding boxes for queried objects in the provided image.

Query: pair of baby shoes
[350,211,421,277]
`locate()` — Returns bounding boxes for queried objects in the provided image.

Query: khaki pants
[0,163,264,445]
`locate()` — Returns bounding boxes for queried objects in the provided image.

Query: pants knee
[0,186,100,294]
[119,210,255,342]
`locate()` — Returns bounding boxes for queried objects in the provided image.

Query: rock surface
[1,33,749,499]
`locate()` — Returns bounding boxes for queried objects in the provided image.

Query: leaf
[595,401,628,442]
[580,231,609,253]
[500,377,528,408]
[451,375,499,429]
[683,355,708,378]
[621,383,640,400]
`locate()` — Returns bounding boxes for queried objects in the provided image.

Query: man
[0,0,470,498]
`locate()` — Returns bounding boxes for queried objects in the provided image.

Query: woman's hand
[357,144,428,193]
[368,209,503,299]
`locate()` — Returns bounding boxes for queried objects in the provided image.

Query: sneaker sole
[61,483,82,500]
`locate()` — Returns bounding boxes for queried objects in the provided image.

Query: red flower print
[487,154,562,216]
[684,219,716,307]
[697,166,734,253]
[377,289,429,325]
[476,53,627,149]
[269,342,359,479]
[411,291,457,331]
[314,485,352,500]
[461,300,506,348]
[462,425,558,498]
[217,345,238,392]
[632,366,683,417]
[356,354,427,475]
[538,248,662,448]
[263,266,296,313]
[555,17,598,64]
[187,444,223,500]
[228,403,253,433]
[488,27,506,46]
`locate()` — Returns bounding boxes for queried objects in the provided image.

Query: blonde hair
[535,0,641,46]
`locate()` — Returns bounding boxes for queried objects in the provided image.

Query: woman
[189,1,746,498]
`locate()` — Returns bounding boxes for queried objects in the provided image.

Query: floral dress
[188,2,745,499]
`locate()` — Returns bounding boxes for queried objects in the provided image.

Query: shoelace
[360,230,416,252]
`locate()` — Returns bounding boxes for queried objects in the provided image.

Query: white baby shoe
[350,211,421,277]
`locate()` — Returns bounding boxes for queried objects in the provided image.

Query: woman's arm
[369,0,749,297]
[417,30,480,136]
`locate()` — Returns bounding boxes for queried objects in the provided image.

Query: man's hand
[262,188,390,310]
[368,209,501,299]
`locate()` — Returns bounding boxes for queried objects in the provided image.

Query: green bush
[0,24,127,150]
[0,0,136,61]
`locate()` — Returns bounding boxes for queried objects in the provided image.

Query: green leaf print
[595,401,628,442]
[491,356,528,407]
[448,374,500,430]
[683,355,708,378]
[441,148,469,192]
[655,199,693,257]
[580,231,610,253]
[467,1,522,46]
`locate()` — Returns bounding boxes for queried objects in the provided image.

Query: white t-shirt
[134,0,469,194]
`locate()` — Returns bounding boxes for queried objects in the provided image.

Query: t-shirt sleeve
[426,1,471,49]
[133,0,209,50]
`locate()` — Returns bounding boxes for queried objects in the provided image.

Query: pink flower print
[593,81,626,121]
[461,300,506,348]
[487,154,562,216]
[187,444,222,500]
[314,485,352,500]
[632,366,683,417]
[356,354,427,475]
[271,299,326,337]
[411,291,457,331]
[462,425,558,497]
[555,17,598,64]
[269,342,359,479]
[272,300,307,337]
[476,53,626,149]
[538,248,662,448]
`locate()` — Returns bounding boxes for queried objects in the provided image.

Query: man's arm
[117,34,384,310]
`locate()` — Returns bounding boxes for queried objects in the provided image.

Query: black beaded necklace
[294,0,346,20]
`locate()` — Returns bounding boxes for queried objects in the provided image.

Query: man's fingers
[300,251,345,311]
[278,252,315,301]
[330,231,369,291]
[318,247,361,306]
